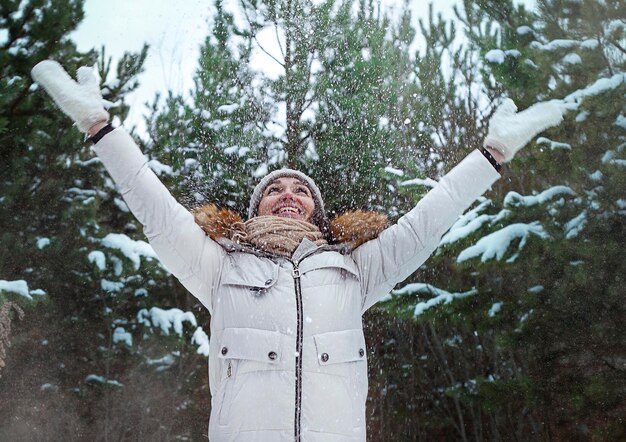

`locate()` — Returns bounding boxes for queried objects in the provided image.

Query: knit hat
[248,168,328,233]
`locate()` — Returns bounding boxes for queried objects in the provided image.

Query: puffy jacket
[94,128,500,441]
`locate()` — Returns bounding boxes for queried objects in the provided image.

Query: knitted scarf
[229,216,328,257]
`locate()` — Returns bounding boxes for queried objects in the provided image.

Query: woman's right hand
[31,60,109,134]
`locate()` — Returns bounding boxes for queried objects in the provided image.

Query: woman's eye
[267,186,280,194]
[295,187,309,195]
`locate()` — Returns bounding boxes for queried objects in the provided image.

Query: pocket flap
[218,328,283,364]
[299,253,359,279]
[222,254,279,289]
[313,329,367,365]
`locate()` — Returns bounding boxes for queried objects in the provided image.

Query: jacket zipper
[289,249,319,441]
[292,262,303,442]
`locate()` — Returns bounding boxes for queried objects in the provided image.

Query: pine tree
[144,0,271,214]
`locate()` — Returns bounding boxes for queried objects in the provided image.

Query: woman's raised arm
[31,60,225,314]
[352,98,565,312]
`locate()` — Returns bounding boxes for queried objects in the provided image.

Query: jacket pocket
[313,329,367,366]
[221,254,279,295]
[217,327,286,426]
[218,327,284,366]
[310,329,368,432]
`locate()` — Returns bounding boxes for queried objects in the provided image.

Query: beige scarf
[229,216,328,257]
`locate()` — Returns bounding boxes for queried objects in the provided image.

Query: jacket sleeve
[93,128,226,314]
[351,149,501,312]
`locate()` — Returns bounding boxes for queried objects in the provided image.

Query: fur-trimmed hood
[192,204,388,252]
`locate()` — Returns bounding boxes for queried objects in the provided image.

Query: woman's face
[257,177,316,222]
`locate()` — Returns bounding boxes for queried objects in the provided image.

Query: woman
[31,60,563,441]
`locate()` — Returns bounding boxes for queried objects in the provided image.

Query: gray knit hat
[248,168,328,233]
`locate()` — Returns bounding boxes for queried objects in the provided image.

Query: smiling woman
[29,55,566,440]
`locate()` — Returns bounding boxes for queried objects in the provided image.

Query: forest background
[0,0,624,440]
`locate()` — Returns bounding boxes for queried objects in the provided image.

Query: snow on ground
[101,233,159,270]
[457,222,549,263]
[0,280,29,298]
[0,279,47,300]
[504,186,575,208]
[392,283,478,317]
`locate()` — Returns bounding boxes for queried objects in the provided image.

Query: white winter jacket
[94,128,500,441]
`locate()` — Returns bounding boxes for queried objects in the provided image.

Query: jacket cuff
[440,149,501,203]
[93,127,148,192]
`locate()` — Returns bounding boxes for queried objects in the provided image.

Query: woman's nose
[279,191,297,201]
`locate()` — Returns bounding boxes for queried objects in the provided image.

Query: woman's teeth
[277,207,300,215]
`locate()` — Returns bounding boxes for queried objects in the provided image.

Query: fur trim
[192,204,388,247]
[329,210,389,248]
[192,204,243,241]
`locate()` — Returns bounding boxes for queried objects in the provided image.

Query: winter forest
[0,0,624,440]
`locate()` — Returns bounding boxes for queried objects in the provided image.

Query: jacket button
[265,278,273,285]
[221,347,228,356]
[268,351,277,360]
[321,353,329,362]
[359,348,365,357]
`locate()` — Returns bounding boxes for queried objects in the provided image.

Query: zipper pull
[292,267,301,279]
[227,361,232,378]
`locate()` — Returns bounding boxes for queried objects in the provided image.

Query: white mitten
[31,60,109,133]
[484,98,564,162]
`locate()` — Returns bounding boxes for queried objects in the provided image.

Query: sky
[71,0,536,135]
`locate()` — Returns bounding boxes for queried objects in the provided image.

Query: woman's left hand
[484,98,566,162]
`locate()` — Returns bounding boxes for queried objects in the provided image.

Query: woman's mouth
[273,205,303,218]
